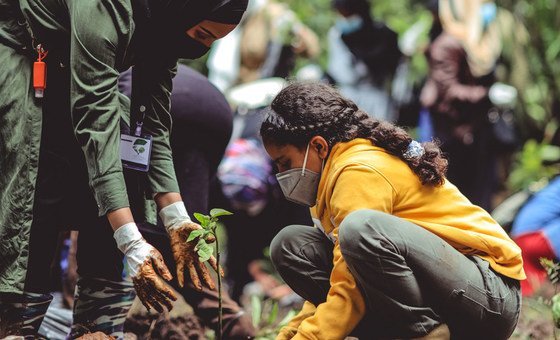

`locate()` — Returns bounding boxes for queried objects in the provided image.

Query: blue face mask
[481,3,497,30]
[336,15,364,35]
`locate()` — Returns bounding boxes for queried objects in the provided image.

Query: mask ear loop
[301,143,311,176]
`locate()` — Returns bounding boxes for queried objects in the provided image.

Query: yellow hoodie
[278,138,524,340]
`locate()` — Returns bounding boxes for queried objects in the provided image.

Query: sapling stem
[215,230,223,340]
[191,209,232,340]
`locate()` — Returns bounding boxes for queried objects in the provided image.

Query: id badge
[120,133,152,172]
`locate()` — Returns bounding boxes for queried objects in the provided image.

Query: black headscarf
[332,0,371,19]
[132,0,247,59]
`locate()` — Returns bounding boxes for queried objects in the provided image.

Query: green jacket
[0,0,179,294]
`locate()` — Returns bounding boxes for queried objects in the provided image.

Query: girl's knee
[270,225,309,269]
[339,210,399,257]
[339,210,392,244]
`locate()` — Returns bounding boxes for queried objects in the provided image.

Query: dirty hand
[114,223,177,312]
[160,202,219,290]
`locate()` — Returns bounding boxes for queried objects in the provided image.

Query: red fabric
[514,232,556,296]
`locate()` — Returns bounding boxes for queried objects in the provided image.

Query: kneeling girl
[260,82,524,340]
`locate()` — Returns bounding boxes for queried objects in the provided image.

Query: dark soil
[125,313,207,340]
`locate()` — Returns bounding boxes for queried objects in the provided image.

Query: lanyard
[130,64,147,137]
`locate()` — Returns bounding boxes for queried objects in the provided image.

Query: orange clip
[33,44,48,98]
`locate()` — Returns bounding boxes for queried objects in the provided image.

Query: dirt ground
[122,286,559,340]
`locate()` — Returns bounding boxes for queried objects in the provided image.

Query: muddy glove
[113,223,177,312]
[160,202,219,290]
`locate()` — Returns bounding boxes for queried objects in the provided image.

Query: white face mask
[275,144,324,207]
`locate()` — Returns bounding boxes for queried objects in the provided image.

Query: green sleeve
[69,0,133,215]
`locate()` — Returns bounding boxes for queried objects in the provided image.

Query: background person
[327,0,401,121]
[207,0,320,93]
[420,0,502,211]
[510,176,560,296]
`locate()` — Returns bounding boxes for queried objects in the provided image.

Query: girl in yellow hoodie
[259,82,524,340]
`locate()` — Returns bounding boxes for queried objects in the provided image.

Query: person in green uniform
[0,0,247,338]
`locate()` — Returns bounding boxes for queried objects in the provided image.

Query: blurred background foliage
[283,0,560,192]
[184,0,560,192]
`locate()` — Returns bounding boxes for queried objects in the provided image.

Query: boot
[71,277,135,339]
[412,324,450,340]
[0,292,53,339]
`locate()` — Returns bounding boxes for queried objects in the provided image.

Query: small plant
[250,295,298,340]
[540,258,560,338]
[188,208,233,340]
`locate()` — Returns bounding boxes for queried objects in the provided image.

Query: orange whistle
[33,61,46,98]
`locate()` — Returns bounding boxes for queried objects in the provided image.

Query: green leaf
[267,301,279,326]
[198,240,214,255]
[277,309,297,328]
[133,138,148,146]
[198,250,212,263]
[193,212,210,226]
[540,145,560,162]
[187,229,205,242]
[210,208,233,218]
[251,295,262,327]
[196,240,213,262]
[552,293,560,328]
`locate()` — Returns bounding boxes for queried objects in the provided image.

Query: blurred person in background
[327,0,401,122]
[207,0,320,93]
[420,0,502,211]
[510,176,560,296]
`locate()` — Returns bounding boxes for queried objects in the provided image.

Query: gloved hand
[160,202,219,290]
[113,223,177,312]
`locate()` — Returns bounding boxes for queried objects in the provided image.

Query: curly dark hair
[260,82,448,186]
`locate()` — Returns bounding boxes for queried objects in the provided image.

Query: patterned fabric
[218,138,273,216]
[0,292,53,339]
[71,277,135,339]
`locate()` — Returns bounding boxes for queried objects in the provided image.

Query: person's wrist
[113,222,144,254]
[159,201,192,232]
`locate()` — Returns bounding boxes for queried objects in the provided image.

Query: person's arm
[292,164,395,339]
[429,37,488,105]
[69,0,133,217]
[293,22,320,59]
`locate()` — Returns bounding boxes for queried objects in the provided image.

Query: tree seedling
[188,208,233,340]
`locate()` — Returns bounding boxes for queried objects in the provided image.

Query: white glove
[159,201,191,231]
[113,223,177,311]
